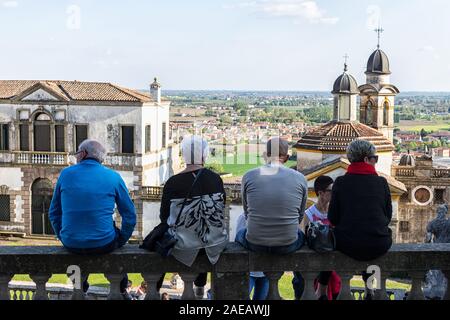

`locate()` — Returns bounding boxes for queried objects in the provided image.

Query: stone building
[0,78,180,238]
[393,154,450,243]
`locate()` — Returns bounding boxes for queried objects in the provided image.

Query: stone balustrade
[141,183,243,203]
[13,151,69,166]
[1,243,449,301]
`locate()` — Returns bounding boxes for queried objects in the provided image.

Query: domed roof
[294,121,394,153]
[332,66,359,94]
[366,49,391,75]
[399,153,415,166]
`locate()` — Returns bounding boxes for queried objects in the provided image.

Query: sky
[0,0,449,91]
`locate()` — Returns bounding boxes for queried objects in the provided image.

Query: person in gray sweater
[235,137,308,299]
[236,137,308,252]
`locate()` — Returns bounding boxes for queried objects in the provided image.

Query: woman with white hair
[153,135,228,298]
[328,139,393,299]
[328,139,393,261]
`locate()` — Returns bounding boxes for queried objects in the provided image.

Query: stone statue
[426,204,450,243]
[423,204,449,299]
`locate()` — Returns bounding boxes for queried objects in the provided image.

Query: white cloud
[224,0,339,24]
[2,1,19,8]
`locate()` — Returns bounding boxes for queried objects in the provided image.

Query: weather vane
[374,26,384,49]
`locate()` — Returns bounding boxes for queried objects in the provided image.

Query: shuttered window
[0,124,9,151]
[162,122,167,148]
[75,125,88,151]
[0,195,10,222]
[145,125,151,153]
[20,124,29,151]
[55,125,65,152]
[121,126,134,154]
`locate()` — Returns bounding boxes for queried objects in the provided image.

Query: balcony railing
[141,183,242,203]
[1,243,449,300]
[432,169,450,178]
[393,168,415,177]
[13,152,69,166]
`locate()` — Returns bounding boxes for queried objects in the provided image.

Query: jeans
[64,227,129,295]
[249,276,269,300]
[235,228,305,299]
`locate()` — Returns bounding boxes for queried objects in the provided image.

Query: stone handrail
[1,243,449,301]
[13,151,69,166]
[141,183,242,203]
[432,169,450,178]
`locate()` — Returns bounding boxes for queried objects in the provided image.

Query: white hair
[347,139,376,163]
[181,135,209,165]
[78,139,107,163]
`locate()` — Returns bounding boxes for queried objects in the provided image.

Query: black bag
[305,221,336,253]
[139,222,169,251]
[140,169,204,256]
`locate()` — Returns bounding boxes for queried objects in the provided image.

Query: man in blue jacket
[49,139,136,298]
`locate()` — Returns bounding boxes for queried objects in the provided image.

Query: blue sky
[0,0,449,91]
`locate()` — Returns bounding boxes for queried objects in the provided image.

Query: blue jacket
[49,159,136,249]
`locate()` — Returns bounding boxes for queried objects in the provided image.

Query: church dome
[332,68,359,94]
[294,121,394,153]
[399,153,416,166]
[366,49,391,75]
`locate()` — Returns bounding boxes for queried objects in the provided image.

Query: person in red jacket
[304,175,341,300]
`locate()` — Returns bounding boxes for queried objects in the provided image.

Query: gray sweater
[242,164,308,246]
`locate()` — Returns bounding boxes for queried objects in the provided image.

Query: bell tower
[359,27,399,142]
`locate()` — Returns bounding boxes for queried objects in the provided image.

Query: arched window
[366,101,373,126]
[383,101,389,126]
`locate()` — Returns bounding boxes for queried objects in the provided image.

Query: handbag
[306,221,336,253]
[154,169,205,257]
[139,222,169,251]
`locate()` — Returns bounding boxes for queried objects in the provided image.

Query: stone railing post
[71,273,89,300]
[337,272,354,300]
[407,271,425,300]
[265,272,283,300]
[142,273,163,300]
[301,272,318,300]
[30,273,51,300]
[179,273,197,300]
[105,273,125,300]
[212,272,249,300]
[0,273,13,301]
[374,273,390,300]
[442,270,450,301]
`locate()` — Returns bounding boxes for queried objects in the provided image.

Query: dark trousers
[64,232,128,294]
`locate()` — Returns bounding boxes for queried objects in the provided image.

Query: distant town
[154,90,450,176]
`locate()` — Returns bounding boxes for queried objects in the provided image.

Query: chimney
[150,77,161,103]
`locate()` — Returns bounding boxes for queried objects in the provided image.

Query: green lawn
[208,152,296,177]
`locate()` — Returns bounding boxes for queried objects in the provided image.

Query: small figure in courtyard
[132,281,148,300]
[49,139,136,299]
[161,292,170,300]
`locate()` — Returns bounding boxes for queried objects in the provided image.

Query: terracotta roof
[0,80,153,103]
[294,121,394,152]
